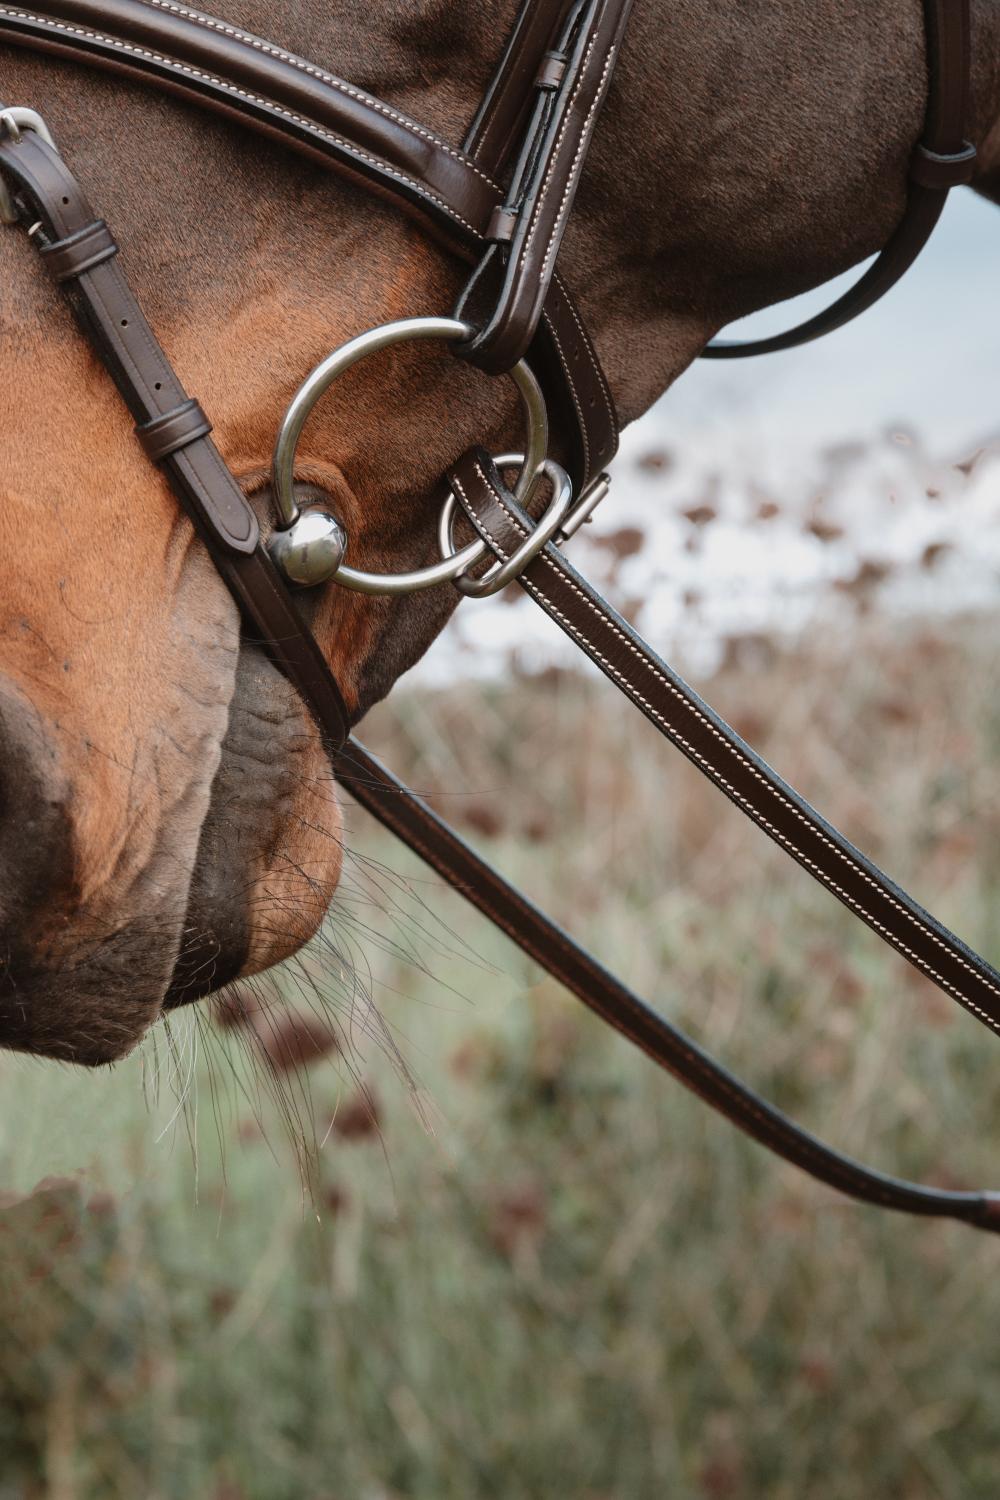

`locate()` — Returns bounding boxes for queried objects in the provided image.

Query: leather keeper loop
[135,399,213,463]
[487,204,518,242]
[40,219,118,281]
[536,51,567,91]
[910,140,977,189]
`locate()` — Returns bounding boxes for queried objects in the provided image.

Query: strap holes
[61,196,69,206]
[154,382,162,391]
[120,319,128,327]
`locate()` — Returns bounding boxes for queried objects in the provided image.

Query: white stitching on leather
[141,0,501,187]
[541,308,589,476]
[363,737,918,1205]
[509,26,603,283]
[553,270,619,448]
[458,466,1000,1036]
[538,48,615,279]
[0,6,482,237]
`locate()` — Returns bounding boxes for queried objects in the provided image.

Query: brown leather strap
[337,737,1000,1231]
[38,215,117,279]
[0,126,350,749]
[448,448,1000,1042]
[463,0,576,171]
[459,0,635,374]
[136,398,213,463]
[0,0,499,238]
[704,0,976,359]
[0,0,620,487]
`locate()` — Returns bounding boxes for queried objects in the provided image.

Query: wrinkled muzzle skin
[4,0,1000,1065]
[0,316,348,1062]
[0,33,520,1065]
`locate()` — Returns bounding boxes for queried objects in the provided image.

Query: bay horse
[1,0,998,1089]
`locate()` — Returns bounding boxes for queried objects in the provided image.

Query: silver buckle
[439,462,610,598]
[0,107,60,224]
[439,453,575,598]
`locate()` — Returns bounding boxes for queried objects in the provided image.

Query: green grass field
[3,615,1000,1499]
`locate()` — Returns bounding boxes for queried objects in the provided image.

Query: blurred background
[2,188,1000,1499]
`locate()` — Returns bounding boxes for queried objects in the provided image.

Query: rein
[2,0,996,1232]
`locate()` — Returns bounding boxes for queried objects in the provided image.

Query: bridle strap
[2,2,996,1227]
[702,0,976,359]
[448,449,1000,1042]
[457,0,637,374]
[337,737,1000,1232]
[463,0,578,171]
[0,0,499,236]
[0,0,619,488]
[0,127,351,750]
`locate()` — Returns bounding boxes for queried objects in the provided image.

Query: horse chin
[0,637,341,1065]
[163,639,344,1010]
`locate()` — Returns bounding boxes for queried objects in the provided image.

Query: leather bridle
[1,0,996,1232]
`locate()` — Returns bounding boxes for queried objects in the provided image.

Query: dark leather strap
[448,448,1000,1042]
[0,127,350,750]
[0,0,619,487]
[463,0,576,171]
[0,0,499,236]
[136,398,213,463]
[337,737,1000,1230]
[460,0,635,374]
[3,4,994,1231]
[38,215,117,279]
[703,0,975,359]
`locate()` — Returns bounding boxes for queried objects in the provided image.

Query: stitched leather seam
[531,564,1000,1028]
[141,0,502,187]
[509,23,604,291]
[553,270,619,448]
[538,47,616,280]
[353,771,938,1209]
[81,257,253,546]
[0,7,482,238]
[541,307,589,477]
[460,468,1000,1034]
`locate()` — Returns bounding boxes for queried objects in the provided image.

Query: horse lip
[163,927,247,1008]
[161,634,330,1012]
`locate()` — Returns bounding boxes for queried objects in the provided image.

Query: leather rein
[1,0,996,1232]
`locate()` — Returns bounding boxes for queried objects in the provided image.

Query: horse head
[1,0,998,1064]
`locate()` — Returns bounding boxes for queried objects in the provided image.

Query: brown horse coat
[1,0,998,1061]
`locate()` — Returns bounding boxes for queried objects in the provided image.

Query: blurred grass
[4,614,1000,1498]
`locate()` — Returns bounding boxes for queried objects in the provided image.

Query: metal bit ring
[271,315,547,528]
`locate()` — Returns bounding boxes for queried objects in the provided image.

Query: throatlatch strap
[702,0,975,358]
